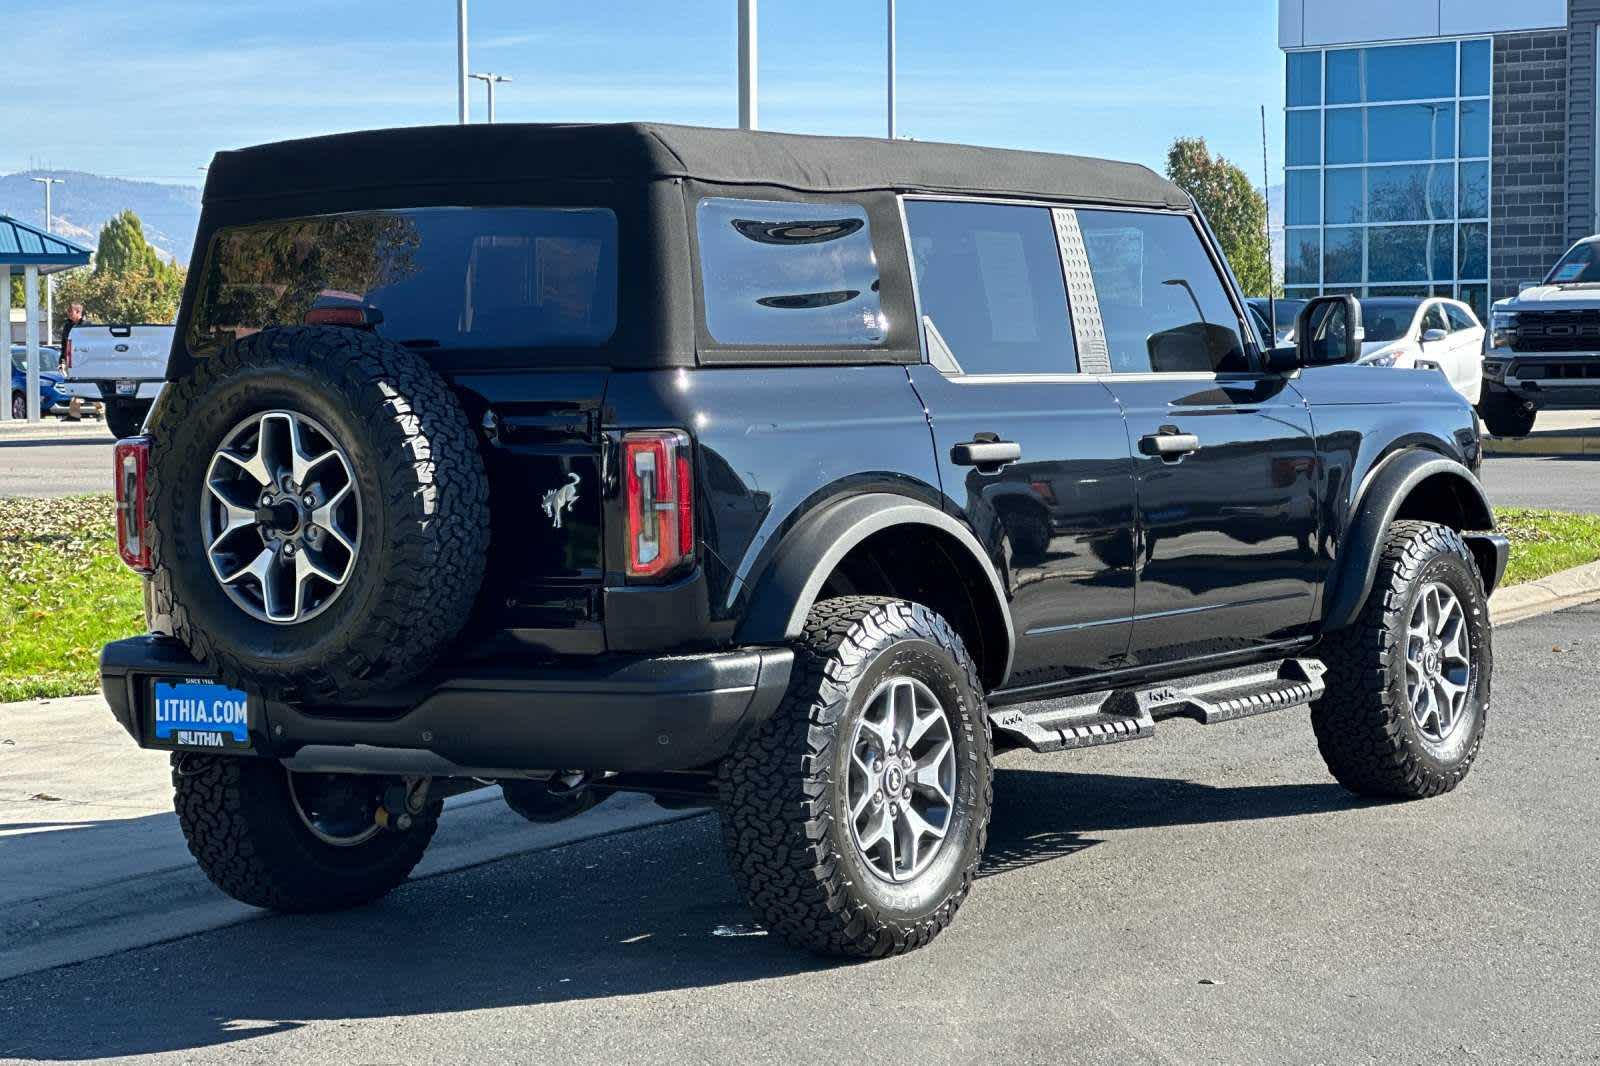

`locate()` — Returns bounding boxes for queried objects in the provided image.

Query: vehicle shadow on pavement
[0,768,1365,1061]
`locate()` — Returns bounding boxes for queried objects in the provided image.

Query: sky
[2,0,1286,187]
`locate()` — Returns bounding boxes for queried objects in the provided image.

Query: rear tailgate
[66,324,173,396]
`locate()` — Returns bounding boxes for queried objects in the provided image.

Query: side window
[696,197,885,347]
[902,200,1077,375]
[1445,303,1477,332]
[1076,209,1250,374]
[1422,304,1449,335]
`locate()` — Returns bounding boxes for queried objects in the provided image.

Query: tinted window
[1285,170,1320,226]
[1327,43,1456,104]
[1422,304,1449,334]
[1360,301,1420,343]
[1459,100,1490,157]
[697,197,884,347]
[1286,110,1321,166]
[1445,303,1477,331]
[1326,104,1454,165]
[1459,161,1489,219]
[1287,52,1322,107]
[1285,230,1321,286]
[1368,224,1452,284]
[1461,39,1491,97]
[1546,242,1600,284]
[903,201,1077,375]
[189,208,618,357]
[1077,209,1247,374]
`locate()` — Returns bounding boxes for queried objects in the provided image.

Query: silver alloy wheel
[1405,581,1473,745]
[846,676,958,883]
[287,772,382,847]
[203,410,361,625]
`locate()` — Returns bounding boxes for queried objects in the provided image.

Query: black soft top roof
[202,122,1191,211]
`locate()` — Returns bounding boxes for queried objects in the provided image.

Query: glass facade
[1284,38,1491,320]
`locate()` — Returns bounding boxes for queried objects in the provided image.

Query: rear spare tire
[148,326,489,702]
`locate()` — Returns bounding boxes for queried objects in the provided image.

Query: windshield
[1357,302,1419,343]
[10,347,60,373]
[1545,242,1600,285]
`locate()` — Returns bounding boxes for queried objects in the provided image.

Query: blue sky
[3,0,1285,186]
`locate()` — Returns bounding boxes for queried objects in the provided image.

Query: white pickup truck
[62,323,172,437]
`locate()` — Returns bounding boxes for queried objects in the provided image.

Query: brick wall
[1492,30,1569,300]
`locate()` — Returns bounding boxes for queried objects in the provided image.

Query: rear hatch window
[187,207,618,359]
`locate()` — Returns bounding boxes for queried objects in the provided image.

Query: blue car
[9,344,71,420]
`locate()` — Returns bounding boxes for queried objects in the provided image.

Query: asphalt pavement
[0,425,113,498]
[1478,453,1600,512]
[2,604,1596,1064]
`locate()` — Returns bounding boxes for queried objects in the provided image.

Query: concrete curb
[1483,433,1600,457]
[1490,558,1600,625]
[0,419,109,440]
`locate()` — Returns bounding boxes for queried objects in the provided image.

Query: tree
[1165,137,1273,297]
[94,210,166,278]
[55,262,185,324]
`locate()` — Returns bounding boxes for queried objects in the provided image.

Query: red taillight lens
[623,430,693,580]
[113,436,153,573]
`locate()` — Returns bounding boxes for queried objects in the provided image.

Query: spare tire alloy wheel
[1405,582,1473,749]
[204,410,361,624]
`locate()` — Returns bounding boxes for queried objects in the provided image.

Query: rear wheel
[10,391,24,420]
[718,597,993,957]
[172,755,440,912]
[104,399,149,439]
[1477,391,1536,438]
[1312,521,1491,798]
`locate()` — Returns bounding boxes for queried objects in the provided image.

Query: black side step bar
[989,658,1327,754]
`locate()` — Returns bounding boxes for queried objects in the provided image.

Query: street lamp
[469,72,511,123]
[457,0,470,124]
[738,0,757,129]
[887,0,896,139]
[31,176,64,343]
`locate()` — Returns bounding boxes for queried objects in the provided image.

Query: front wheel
[1477,391,1536,438]
[10,392,24,420]
[173,755,440,912]
[718,597,993,957]
[1312,521,1491,798]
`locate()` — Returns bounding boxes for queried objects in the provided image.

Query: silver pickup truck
[62,323,173,437]
[1482,236,1600,437]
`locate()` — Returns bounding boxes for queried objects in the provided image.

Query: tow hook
[375,776,431,832]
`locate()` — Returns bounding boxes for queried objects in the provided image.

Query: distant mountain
[0,170,200,266]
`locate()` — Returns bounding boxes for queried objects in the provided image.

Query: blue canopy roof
[0,215,91,276]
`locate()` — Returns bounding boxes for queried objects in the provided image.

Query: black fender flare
[734,492,1015,687]
[1323,450,1500,631]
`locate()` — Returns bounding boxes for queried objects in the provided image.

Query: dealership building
[1279,0,1599,319]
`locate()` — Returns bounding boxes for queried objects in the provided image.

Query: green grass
[1,496,1598,704]
[0,494,144,703]
[1495,507,1600,588]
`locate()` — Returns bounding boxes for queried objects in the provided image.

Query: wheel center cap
[1423,643,1442,677]
[257,498,305,536]
[883,764,905,794]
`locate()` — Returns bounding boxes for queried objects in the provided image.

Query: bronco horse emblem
[542,472,581,529]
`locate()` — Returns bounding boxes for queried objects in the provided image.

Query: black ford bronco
[100,123,1508,957]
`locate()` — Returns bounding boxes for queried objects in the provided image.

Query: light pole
[457,0,470,124]
[470,72,511,123]
[887,0,896,139]
[32,176,64,344]
[738,0,757,130]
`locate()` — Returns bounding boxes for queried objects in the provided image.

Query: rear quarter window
[696,197,886,347]
[187,207,618,358]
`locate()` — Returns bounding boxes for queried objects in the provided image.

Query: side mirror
[1421,328,1448,344]
[1295,294,1364,368]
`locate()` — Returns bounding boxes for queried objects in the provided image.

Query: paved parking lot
[0,426,112,498]
[2,604,1596,1064]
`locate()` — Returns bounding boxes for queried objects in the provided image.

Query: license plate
[116,379,137,396]
[150,678,253,751]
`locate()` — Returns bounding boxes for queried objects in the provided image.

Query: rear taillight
[113,437,153,573]
[623,429,693,579]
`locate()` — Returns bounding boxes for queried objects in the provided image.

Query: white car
[1356,297,1485,405]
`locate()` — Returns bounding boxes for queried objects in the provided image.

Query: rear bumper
[99,636,794,776]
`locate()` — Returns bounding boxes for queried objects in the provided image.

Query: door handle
[1139,430,1201,461]
[951,438,1022,471]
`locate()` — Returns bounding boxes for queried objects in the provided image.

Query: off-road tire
[1476,391,1536,438]
[172,754,441,912]
[147,326,489,702]
[10,391,24,421]
[104,399,149,440]
[1312,521,1491,799]
[718,596,993,957]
